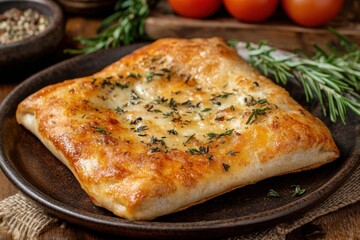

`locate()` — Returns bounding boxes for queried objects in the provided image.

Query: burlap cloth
[0,162,358,240]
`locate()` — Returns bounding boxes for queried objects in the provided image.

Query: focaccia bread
[16,38,339,220]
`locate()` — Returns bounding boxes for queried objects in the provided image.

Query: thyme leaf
[184,134,196,144]
[267,189,280,198]
[188,145,209,155]
[116,82,129,89]
[135,125,148,132]
[246,107,271,124]
[167,129,178,135]
[291,185,306,197]
[201,108,212,112]
[115,106,124,114]
[90,126,108,135]
[222,163,230,172]
[207,129,234,139]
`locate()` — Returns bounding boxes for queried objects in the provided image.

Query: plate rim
[0,42,359,238]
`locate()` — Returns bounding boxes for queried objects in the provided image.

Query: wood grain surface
[145,0,360,52]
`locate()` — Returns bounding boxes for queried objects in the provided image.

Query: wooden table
[1,3,360,238]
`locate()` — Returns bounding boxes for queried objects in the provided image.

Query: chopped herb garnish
[169,98,178,108]
[151,147,161,153]
[218,92,234,99]
[146,72,154,81]
[220,129,234,137]
[131,90,141,100]
[163,112,173,117]
[181,100,192,108]
[183,100,200,108]
[227,117,235,121]
[155,96,168,104]
[184,133,196,144]
[91,78,97,84]
[257,99,268,104]
[227,151,239,156]
[246,107,271,124]
[151,56,161,62]
[115,106,124,114]
[213,101,221,106]
[144,104,161,113]
[207,129,234,139]
[130,117,142,125]
[210,92,234,104]
[198,113,204,120]
[188,145,209,155]
[161,68,171,73]
[215,116,225,121]
[291,185,306,197]
[127,73,141,79]
[267,189,280,198]
[230,105,235,111]
[135,125,148,132]
[150,136,165,146]
[222,163,230,172]
[101,79,112,88]
[206,132,217,139]
[245,96,268,107]
[167,129,178,135]
[116,82,129,89]
[146,72,165,82]
[201,108,211,112]
[145,104,154,111]
[90,126,107,135]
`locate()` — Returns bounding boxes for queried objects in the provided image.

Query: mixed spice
[0,8,49,45]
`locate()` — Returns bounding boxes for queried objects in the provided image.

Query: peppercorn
[0,8,49,45]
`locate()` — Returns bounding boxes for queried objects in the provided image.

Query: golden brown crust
[16,38,339,220]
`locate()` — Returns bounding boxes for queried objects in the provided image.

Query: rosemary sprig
[64,0,150,55]
[235,29,360,124]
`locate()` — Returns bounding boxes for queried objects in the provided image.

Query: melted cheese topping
[16,38,339,220]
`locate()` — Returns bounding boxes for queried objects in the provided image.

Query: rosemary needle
[64,0,151,55]
[234,28,360,124]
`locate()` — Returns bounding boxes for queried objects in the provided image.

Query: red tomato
[223,0,279,23]
[167,0,222,19]
[281,0,344,27]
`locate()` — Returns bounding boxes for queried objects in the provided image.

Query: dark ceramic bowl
[0,0,64,69]
[56,0,116,16]
[56,0,159,16]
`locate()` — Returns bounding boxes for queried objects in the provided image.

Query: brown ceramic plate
[0,43,359,239]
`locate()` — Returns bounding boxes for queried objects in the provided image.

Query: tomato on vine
[281,0,344,27]
[167,0,222,19]
[223,0,279,23]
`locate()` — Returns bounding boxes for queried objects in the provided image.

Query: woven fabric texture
[0,164,359,240]
[0,193,57,240]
